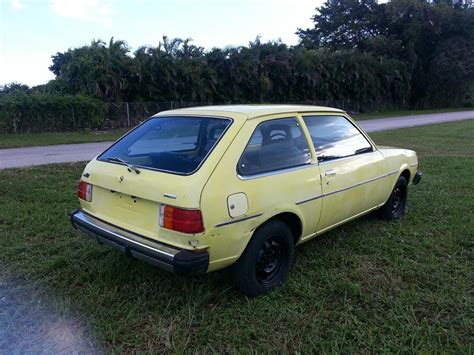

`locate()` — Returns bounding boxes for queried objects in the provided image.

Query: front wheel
[378,175,408,220]
[230,220,294,297]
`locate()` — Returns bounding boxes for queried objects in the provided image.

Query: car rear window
[98,116,232,175]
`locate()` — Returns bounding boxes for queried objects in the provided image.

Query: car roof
[155,104,345,120]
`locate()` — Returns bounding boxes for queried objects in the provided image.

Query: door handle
[325,169,336,176]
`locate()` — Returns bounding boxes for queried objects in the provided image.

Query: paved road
[1,110,473,169]
[359,110,474,133]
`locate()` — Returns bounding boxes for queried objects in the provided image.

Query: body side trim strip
[295,170,399,205]
[295,195,323,205]
[215,213,263,228]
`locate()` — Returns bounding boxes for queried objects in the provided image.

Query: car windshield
[98,116,232,175]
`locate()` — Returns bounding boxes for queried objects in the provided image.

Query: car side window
[238,118,311,176]
[303,115,372,161]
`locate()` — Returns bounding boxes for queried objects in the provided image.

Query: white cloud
[11,0,26,10]
[48,0,114,26]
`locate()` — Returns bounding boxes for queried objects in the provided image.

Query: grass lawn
[0,121,473,352]
[0,129,128,149]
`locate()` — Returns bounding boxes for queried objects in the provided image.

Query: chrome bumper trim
[70,210,209,276]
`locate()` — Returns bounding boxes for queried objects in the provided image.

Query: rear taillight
[160,205,204,234]
[77,180,93,202]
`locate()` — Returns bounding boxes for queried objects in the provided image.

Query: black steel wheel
[256,238,286,286]
[231,220,294,297]
[378,175,408,220]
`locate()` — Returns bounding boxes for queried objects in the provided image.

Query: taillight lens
[160,205,204,234]
[77,180,93,202]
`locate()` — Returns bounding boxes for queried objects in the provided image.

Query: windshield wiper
[106,157,141,174]
[355,147,373,155]
[317,155,340,162]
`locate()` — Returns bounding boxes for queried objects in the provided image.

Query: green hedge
[0,94,106,133]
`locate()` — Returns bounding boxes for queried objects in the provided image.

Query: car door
[302,114,388,233]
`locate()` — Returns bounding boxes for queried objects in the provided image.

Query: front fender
[377,147,419,205]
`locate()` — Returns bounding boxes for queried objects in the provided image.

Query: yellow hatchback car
[70,105,421,296]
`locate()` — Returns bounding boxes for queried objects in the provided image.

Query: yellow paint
[79,105,419,272]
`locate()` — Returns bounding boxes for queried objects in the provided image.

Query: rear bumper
[413,171,422,185]
[70,210,208,276]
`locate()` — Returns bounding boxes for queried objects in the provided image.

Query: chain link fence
[103,101,214,129]
[103,99,406,129]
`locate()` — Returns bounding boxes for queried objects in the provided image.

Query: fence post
[126,102,130,127]
[13,114,17,135]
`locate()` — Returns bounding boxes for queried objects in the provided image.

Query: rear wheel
[378,175,408,220]
[231,220,294,297]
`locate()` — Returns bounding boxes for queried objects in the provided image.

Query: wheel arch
[400,169,411,184]
[263,212,303,245]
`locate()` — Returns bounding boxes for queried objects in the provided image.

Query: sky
[0,0,323,86]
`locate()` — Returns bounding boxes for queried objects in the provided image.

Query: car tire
[378,175,408,220]
[230,220,294,297]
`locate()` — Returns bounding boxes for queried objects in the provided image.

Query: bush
[0,94,106,133]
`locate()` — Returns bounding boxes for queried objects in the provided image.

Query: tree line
[42,37,411,108]
[1,0,472,133]
[298,0,474,108]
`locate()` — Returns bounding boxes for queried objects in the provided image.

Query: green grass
[354,107,473,120]
[0,129,128,149]
[0,121,473,352]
